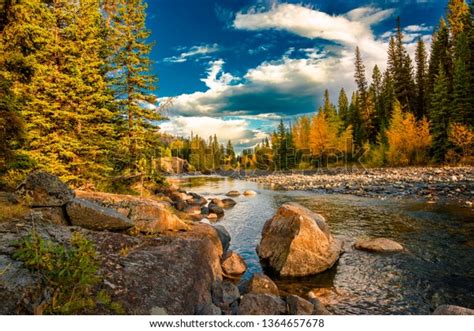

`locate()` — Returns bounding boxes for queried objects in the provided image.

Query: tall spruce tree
[415,38,428,120]
[430,66,451,162]
[338,88,349,127]
[109,0,161,165]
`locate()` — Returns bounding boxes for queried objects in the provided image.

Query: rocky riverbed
[247,167,474,206]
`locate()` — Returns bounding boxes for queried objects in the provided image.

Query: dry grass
[0,202,29,222]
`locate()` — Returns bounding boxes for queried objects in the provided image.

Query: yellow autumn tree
[292,115,311,151]
[448,123,474,163]
[386,101,432,166]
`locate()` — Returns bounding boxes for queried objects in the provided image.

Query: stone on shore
[210,198,224,208]
[16,171,74,207]
[221,251,247,278]
[238,293,286,315]
[354,238,404,253]
[433,305,474,315]
[239,273,279,296]
[243,190,257,196]
[226,191,240,197]
[286,295,315,315]
[66,198,134,231]
[257,203,341,277]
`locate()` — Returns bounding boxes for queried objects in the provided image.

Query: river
[169,176,474,315]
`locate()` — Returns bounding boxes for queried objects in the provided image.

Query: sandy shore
[247,166,474,206]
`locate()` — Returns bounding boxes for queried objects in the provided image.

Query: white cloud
[201,59,238,89]
[159,116,268,149]
[163,43,220,63]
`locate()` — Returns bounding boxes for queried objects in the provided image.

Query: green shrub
[14,230,101,314]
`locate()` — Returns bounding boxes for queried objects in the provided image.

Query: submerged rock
[239,273,279,296]
[66,198,133,231]
[16,171,74,207]
[257,203,342,277]
[354,238,404,253]
[226,191,240,197]
[221,198,237,208]
[433,305,474,315]
[221,251,247,279]
[238,293,286,315]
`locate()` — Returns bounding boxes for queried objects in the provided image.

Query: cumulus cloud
[163,43,220,63]
[159,116,268,149]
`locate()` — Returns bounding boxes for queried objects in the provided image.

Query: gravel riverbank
[247,167,474,206]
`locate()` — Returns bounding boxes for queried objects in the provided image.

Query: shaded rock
[174,200,188,212]
[212,281,240,307]
[66,198,133,231]
[354,238,404,253]
[210,198,224,208]
[286,295,314,315]
[240,273,279,296]
[196,303,222,315]
[257,203,341,276]
[170,191,193,204]
[221,198,237,208]
[16,171,74,207]
[238,293,286,315]
[221,251,247,278]
[213,225,231,252]
[243,190,257,196]
[207,213,218,220]
[208,203,224,217]
[201,206,209,215]
[433,305,474,315]
[26,207,68,225]
[189,193,207,206]
[0,220,223,315]
[307,297,331,315]
[226,191,240,197]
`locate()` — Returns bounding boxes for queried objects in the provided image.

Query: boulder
[221,198,237,208]
[0,220,223,315]
[16,171,74,207]
[75,191,189,234]
[212,281,240,307]
[240,273,279,296]
[221,251,247,278]
[208,203,224,218]
[433,305,474,315]
[238,293,286,315]
[243,190,257,196]
[213,225,231,252]
[66,198,133,231]
[196,303,222,315]
[286,295,314,315]
[210,198,224,208]
[257,203,341,277]
[226,191,240,197]
[184,205,202,215]
[307,297,332,315]
[26,207,68,225]
[354,238,404,253]
[207,213,218,220]
[159,157,190,174]
[189,193,207,206]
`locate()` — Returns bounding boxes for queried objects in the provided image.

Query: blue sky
[146,0,447,150]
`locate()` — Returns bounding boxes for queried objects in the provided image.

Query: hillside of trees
[0,0,473,190]
[241,1,473,171]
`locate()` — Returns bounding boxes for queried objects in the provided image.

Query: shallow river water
[169,176,474,315]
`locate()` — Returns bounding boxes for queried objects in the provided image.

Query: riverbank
[246,167,474,206]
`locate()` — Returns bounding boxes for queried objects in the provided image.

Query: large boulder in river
[0,220,223,315]
[16,171,74,207]
[221,251,247,279]
[354,238,404,253]
[221,198,237,208]
[208,203,224,218]
[238,293,286,315]
[433,305,474,315]
[66,198,133,231]
[257,203,341,277]
[226,190,240,197]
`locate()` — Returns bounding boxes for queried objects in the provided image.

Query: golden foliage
[448,123,474,163]
[386,101,432,166]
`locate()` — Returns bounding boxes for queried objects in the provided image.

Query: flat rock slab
[66,198,133,231]
[354,238,404,253]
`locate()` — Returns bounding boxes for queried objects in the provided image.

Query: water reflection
[168,176,474,314]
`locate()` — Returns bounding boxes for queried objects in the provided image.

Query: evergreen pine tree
[338,88,349,127]
[415,38,429,120]
[430,66,451,162]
